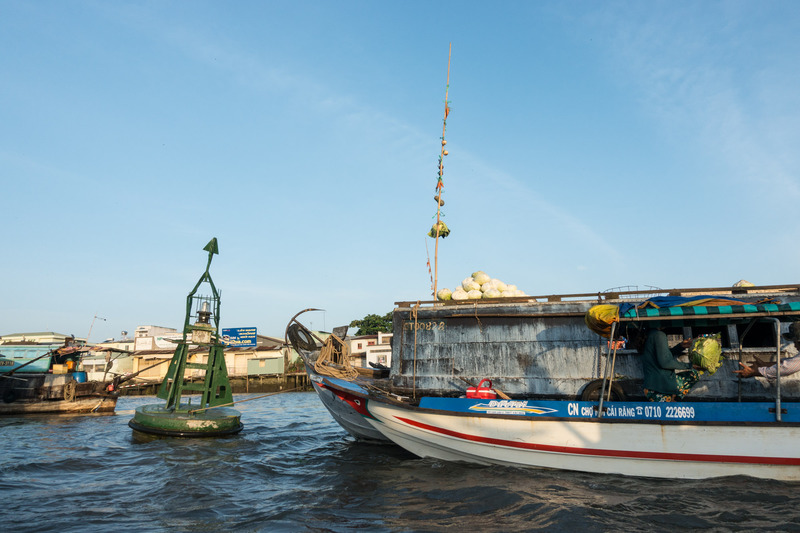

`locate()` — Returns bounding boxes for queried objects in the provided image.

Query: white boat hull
[365,400,800,480]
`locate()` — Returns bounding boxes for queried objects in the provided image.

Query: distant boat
[291,283,800,479]
[0,342,119,415]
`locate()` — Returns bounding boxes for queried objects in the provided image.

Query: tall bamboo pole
[433,43,452,299]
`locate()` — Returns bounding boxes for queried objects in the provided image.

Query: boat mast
[86,314,106,345]
[432,43,452,298]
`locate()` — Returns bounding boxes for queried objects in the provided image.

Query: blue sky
[2,1,799,342]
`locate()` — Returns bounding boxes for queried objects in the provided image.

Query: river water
[2,392,799,532]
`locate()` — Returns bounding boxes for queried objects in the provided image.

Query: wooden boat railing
[396,283,800,308]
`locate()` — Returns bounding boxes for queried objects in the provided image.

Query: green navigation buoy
[129,238,243,437]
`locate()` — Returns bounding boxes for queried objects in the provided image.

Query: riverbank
[117,372,311,396]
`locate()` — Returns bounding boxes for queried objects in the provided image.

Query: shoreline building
[347,332,392,368]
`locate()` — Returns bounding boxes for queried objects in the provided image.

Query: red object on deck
[466,379,497,399]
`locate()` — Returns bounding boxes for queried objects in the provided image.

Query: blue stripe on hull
[419,397,798,423]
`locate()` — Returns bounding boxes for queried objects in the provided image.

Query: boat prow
[287,319,392,442]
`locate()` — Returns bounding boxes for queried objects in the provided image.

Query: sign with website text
[222,327,257,347]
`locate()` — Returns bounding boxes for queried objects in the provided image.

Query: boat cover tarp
[0,344,61,373]
[584,305,620,338]
[586,297,800,336]
[619,301,800,320]
[617,295,758,315]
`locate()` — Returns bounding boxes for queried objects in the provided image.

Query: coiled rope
[315,334,358,381]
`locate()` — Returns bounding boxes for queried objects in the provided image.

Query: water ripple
[2,392,800,532]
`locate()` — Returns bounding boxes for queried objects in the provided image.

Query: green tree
[349,312,393,335]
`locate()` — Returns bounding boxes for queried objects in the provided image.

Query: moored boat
[291,284,800,479]
[0,342,119,415]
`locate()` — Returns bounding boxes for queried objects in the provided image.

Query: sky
[2,1,799,342]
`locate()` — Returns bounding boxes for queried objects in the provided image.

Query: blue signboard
[222,327,257,348]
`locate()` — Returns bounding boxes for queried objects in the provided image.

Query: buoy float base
[129,403,243,437]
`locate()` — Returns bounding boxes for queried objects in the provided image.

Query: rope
[189,387,304,413]
[314,334,358,381]
[412,302,420,399]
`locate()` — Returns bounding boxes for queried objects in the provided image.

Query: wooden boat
[290,283,800,479]
[0,343,118,415]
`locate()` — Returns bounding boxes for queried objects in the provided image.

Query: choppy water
[2,393,800,532]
